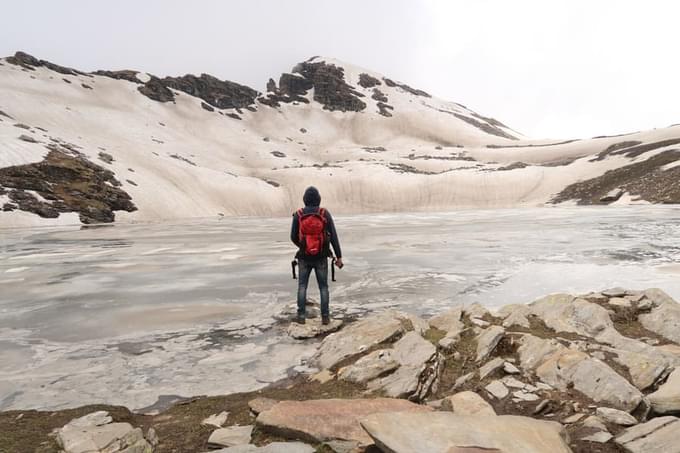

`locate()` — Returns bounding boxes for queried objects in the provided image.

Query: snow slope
[1,53,680,227]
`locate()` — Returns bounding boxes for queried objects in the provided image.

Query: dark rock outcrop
[592,139,680,162]
[93,70,142,84]
[279,73,314,99]
[6,51,88,77]
[137,78,175,103]
[260,61,366,112]
[358,73,381,88]
[201,102,215,112]
[383,77,431,97]
[371,88,388,103]
[294,62,366,112]
[552,149,680,204]
[453,112,517,141]
[0,149,136,223]
[161,74,259,110]
[266,78,277,93]
[95,67,259,110]
[18,134,38,143]
[377,102,394,117]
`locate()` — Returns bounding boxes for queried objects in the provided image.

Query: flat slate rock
[596,407,638,426]
[647,368,680,414]
[360,412,572,453]
[255,398,431,446]
[338,349,399,384]
[367,331,437,398]
[476,326,505,362]
[56,422,149,453]
[287,319,343,339]
[428,306,464,337]
[615,416,680,453]
[640,301,680,344]
[531,344,642,412]
[441,391,496,416]
[208,425,254,448]
[311,311,406,370]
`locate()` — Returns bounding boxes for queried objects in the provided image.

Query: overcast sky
[2,0,678,139]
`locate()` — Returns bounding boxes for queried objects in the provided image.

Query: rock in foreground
[56,411,152,453]
[255,398,431,446]
[360,412,572,453]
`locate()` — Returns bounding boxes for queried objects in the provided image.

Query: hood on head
[303,186,321,207]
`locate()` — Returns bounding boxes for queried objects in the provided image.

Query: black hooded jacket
[290,187,342,259]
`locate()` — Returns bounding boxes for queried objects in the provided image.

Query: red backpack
[298,207,327,256]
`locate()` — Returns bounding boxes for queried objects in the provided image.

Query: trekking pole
[291,259,297,279]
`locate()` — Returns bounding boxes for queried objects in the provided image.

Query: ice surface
[2,206,680,410]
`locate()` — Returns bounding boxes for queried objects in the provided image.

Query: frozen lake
[2,206,680,411]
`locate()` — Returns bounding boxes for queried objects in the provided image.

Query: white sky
[1,0,678,139]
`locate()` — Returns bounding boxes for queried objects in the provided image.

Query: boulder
[596,407,638,426]
[311,311,405,370]
[287,319,343,339]
[529,295,612,338]
[476,326,505,362]
[648,368,680,414]
[367,332,440,399]
[395,312,429,335]
[428,306,464,337]
[499,304,531,328]
[535,348,642,412]
[614,350,669,390]
[338,349,399,384]
[642,288,676,307]
[464,303,491,319]
[609,297,633,308]
[360,412,572,453]
[517,334,563,370]
[614,416,680,453]
[640,302,680,344]
[208,425,253,448]
[56,412,151,453]
[255,398,431,446]
[442,391,496,416]
[479,357,505,379]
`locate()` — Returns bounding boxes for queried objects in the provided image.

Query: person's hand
[335,258,344,269]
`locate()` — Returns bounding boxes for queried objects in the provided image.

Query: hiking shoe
[322,316,330,325]
[296,316,306,325]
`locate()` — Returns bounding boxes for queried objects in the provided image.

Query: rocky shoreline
[2,288,680,452]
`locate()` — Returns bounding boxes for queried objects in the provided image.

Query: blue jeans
[297,258,329,318]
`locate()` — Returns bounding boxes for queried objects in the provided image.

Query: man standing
[290,186,343,325]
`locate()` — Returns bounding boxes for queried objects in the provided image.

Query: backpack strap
[297,208,304,244]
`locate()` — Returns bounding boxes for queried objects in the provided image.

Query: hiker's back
[297,207,328,259]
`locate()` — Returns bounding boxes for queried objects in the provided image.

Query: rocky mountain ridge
[2,51,680,226]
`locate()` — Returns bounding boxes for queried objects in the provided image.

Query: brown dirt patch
[0,376,367,453]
